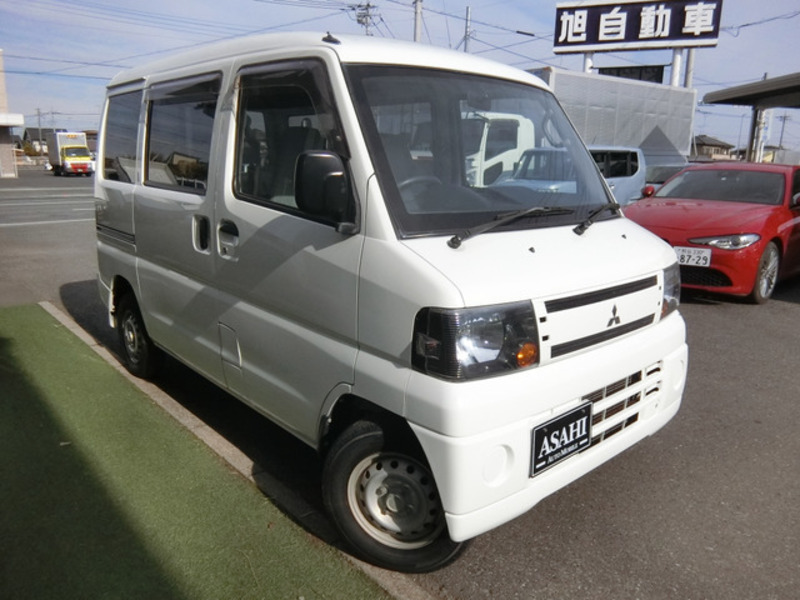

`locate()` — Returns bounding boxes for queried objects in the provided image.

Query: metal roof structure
[703,72,800,161]
[703,72,800,110]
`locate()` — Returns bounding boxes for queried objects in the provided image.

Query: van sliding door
[135,73,225,384]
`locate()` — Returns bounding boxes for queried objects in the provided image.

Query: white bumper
[405,313,687,542]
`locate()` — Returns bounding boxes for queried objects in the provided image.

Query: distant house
[692,135,735,161]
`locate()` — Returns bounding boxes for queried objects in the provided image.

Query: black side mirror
[295,151,358,234]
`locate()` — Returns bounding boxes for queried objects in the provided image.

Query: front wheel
[322,420,465,572]
[749,241,780,304]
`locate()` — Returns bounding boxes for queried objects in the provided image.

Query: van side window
[103,91,142,183]
[145,74,220,194]
[235,60,344,214]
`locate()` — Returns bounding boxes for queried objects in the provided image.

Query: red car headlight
[689,234,760,250]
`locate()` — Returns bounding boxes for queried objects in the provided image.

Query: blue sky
[1,0,798,151]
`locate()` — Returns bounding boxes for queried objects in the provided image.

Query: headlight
[662,262,680,319]
[413,301,539,380]
[689,233,760,250]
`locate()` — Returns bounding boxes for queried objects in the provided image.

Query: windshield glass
[656,168,785,206]
[344,65,612,237]
[64,147,89,157]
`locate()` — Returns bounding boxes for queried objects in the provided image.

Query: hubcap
[347,452,444,550]
[122,315,141,364]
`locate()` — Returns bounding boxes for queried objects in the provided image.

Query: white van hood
[401,218,675,307]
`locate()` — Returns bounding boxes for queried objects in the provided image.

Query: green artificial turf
[0,304,391,599]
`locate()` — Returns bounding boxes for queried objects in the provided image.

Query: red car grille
[680,265,732,287]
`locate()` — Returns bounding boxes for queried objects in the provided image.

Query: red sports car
[625,162,800,303]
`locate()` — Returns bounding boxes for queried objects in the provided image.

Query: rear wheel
[749,242,780,304]
[322,420,465,572]
[116,294,163,378]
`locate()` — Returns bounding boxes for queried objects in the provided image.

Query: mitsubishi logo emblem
[607,305,621,328]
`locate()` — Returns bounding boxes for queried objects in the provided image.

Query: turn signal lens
[516,342,538,367]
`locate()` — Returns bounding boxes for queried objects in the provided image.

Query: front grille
[542,275,659,360]
[545,276,658,312]
[582,362,662,447]
[681,265,732,287]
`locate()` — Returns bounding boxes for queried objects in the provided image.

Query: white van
[95,32,687,572]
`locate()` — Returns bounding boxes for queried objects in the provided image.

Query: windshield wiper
[447,206,574,249]
[572,201,622,236]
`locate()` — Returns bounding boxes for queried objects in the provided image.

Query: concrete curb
[38,301,439,600]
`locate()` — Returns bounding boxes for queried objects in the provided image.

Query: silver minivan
[589,146,647,205]
[95,32,687,572]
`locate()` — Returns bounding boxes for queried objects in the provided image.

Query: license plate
[675,246,711,267]
[531,403,592,476]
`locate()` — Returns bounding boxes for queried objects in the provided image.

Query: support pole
[670,48,683,86]
[583,52,594,73]
[683,48,695,88]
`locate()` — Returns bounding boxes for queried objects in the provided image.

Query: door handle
[218,219,240,259]
[193,215,211,252]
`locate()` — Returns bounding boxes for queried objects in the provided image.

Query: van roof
[107,31,547,91]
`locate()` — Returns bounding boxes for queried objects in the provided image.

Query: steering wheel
[397,175,441,192]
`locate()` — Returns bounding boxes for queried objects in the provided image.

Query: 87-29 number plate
[675,246,711,267]
[531,403,592,476]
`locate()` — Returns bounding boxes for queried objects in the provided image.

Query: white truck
[47,131,94,176]
[532,67,694,183]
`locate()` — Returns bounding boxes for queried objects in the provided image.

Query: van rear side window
[592,150,639,177]
[145,74,220,193]
[103,91,141,183]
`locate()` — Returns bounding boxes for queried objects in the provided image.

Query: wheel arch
[109,275,136,326]
[319,394,425,462]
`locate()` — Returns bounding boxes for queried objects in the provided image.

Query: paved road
[2,170,798,599]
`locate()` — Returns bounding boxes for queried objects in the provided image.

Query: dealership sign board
[554,0,723,54]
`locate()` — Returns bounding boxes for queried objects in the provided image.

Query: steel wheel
[322,419,465,572]
[347,452,444,550]
[116,294,162,378]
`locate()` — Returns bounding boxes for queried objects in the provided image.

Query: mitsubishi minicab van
[95,32,687,572]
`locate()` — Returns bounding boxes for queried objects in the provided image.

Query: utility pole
[777,113,790,149]
[463,7,472,52]
[414,0,422,42]
[37,108,42,156]
[355,3,376,36]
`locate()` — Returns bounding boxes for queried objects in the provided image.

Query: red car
[625,162,800,303]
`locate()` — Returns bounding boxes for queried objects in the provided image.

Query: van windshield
[344,65,613,238]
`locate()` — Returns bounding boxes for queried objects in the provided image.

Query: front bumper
[405,313,687,542]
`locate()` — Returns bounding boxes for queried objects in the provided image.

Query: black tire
[116,294,163,379]
[749,241,780,304]
[322,420,465,572]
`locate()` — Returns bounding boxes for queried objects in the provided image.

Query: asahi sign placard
[554,0,723,54]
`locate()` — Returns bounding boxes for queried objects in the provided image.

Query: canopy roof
[703,72,800,109]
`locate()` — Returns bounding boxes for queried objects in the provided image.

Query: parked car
[588,146,646,205]
[645,162,687,190]
[626,162,800,303]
